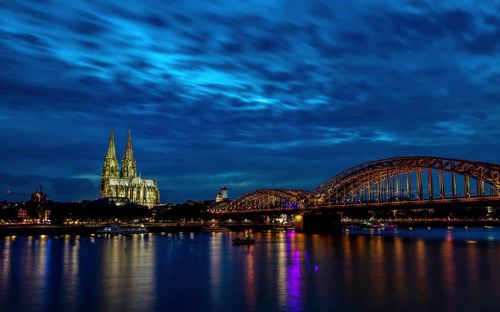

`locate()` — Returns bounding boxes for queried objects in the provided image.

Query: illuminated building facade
[212,185,229,211]
[17,208,27,220]
[100,129,160,208]
[31,186,47,204]
[215,185,229,203]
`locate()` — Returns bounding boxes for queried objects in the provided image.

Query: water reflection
[1,230,500,311]
[62,235,78,311]
[101,234,154,312]
[287,248,302,311]
[341,234,353,300]
[277,234,288,310]
[287,234,304,312]
[442,231,457,310]
[370,236,387,303]
[1,237,11,288]
[466,241,479,305]
[415,239,427,301]
[244,245,255,309]
[392,236,405,304]
[209,233,222,311]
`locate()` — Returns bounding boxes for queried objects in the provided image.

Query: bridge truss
[225,157,500,212]
[229,189,311,211]
[314,156,500,207]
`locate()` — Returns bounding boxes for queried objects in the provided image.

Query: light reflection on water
[209,233,222,311]
[1,229,500,311]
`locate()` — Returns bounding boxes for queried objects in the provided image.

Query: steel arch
[229,189,311,211]
[314,156,500,206]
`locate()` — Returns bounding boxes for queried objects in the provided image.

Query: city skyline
[2,1,500,203]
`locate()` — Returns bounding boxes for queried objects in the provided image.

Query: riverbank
[349,219,500,229]
[0,224,204,236]
[1,220,499,236]
[0,224,293,236]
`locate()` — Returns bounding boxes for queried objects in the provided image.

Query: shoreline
[0,225,204,236]
[1,220,500,236]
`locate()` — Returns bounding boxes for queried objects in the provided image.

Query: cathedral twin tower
[100,129,160,207]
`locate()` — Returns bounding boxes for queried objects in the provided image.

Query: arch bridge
[315,156,500,207]
[226,156,500,212]
[229,189,310,211]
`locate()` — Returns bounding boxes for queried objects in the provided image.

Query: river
[1,228,500,311]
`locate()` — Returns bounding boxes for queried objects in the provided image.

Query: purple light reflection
[286,241,303,311]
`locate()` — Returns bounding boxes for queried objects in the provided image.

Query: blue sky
[1,1,500,203]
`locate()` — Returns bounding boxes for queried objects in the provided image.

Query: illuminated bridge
[225,156,500,213]
[228,189,311,211]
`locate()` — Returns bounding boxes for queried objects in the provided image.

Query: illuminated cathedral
[100,129,160,207]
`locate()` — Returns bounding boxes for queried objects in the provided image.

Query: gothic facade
[100,129,160,208]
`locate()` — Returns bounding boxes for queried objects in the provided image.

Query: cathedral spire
[121,129,137,178]
[124,129,133,159]
[106,128,117,159]
[101,129,119,197]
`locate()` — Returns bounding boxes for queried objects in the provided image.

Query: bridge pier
[295,211,342,234]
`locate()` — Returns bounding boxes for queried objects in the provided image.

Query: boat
[96,223,148,235]
[349,223,362,230]
[202,225,229,232]
[361,221,373,230]
[232,237,256,245]
[233,229,256,245]
[381,223,398,230]
[271,227,285,233]
[361,221,395,230]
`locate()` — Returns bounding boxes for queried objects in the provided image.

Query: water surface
[1,229,500,311]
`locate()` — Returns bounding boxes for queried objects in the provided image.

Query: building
[100,129,160,208]
[213,185,229,211]
[17,208,27,220]
[31,186,47,204]
[215,185,229,203]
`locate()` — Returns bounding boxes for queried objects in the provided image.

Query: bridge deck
[220,196,500,214]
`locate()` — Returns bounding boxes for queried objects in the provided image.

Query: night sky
[1,1,500,203]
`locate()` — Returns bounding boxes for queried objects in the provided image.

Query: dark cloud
[143,13,169,28]
[308,2,334,20]
[107,5,170,29]
[440,9,474,32]
[221,41,243,53]
[0,1,498,202]
[339,31,369,46]
[14,33,48,47]
[461,29,500,55]
[77,40,102,50]
[69,12,110,35]
[252,36,291,52]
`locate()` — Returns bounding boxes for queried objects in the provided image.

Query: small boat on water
[358,221,397,230]
[233,230,256,245]
[349,223,362,230]
[203,225,229,233]
[381,223,398,230]
[271,227,285,233]
[96,224,147,235]
[361,221,373,230]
